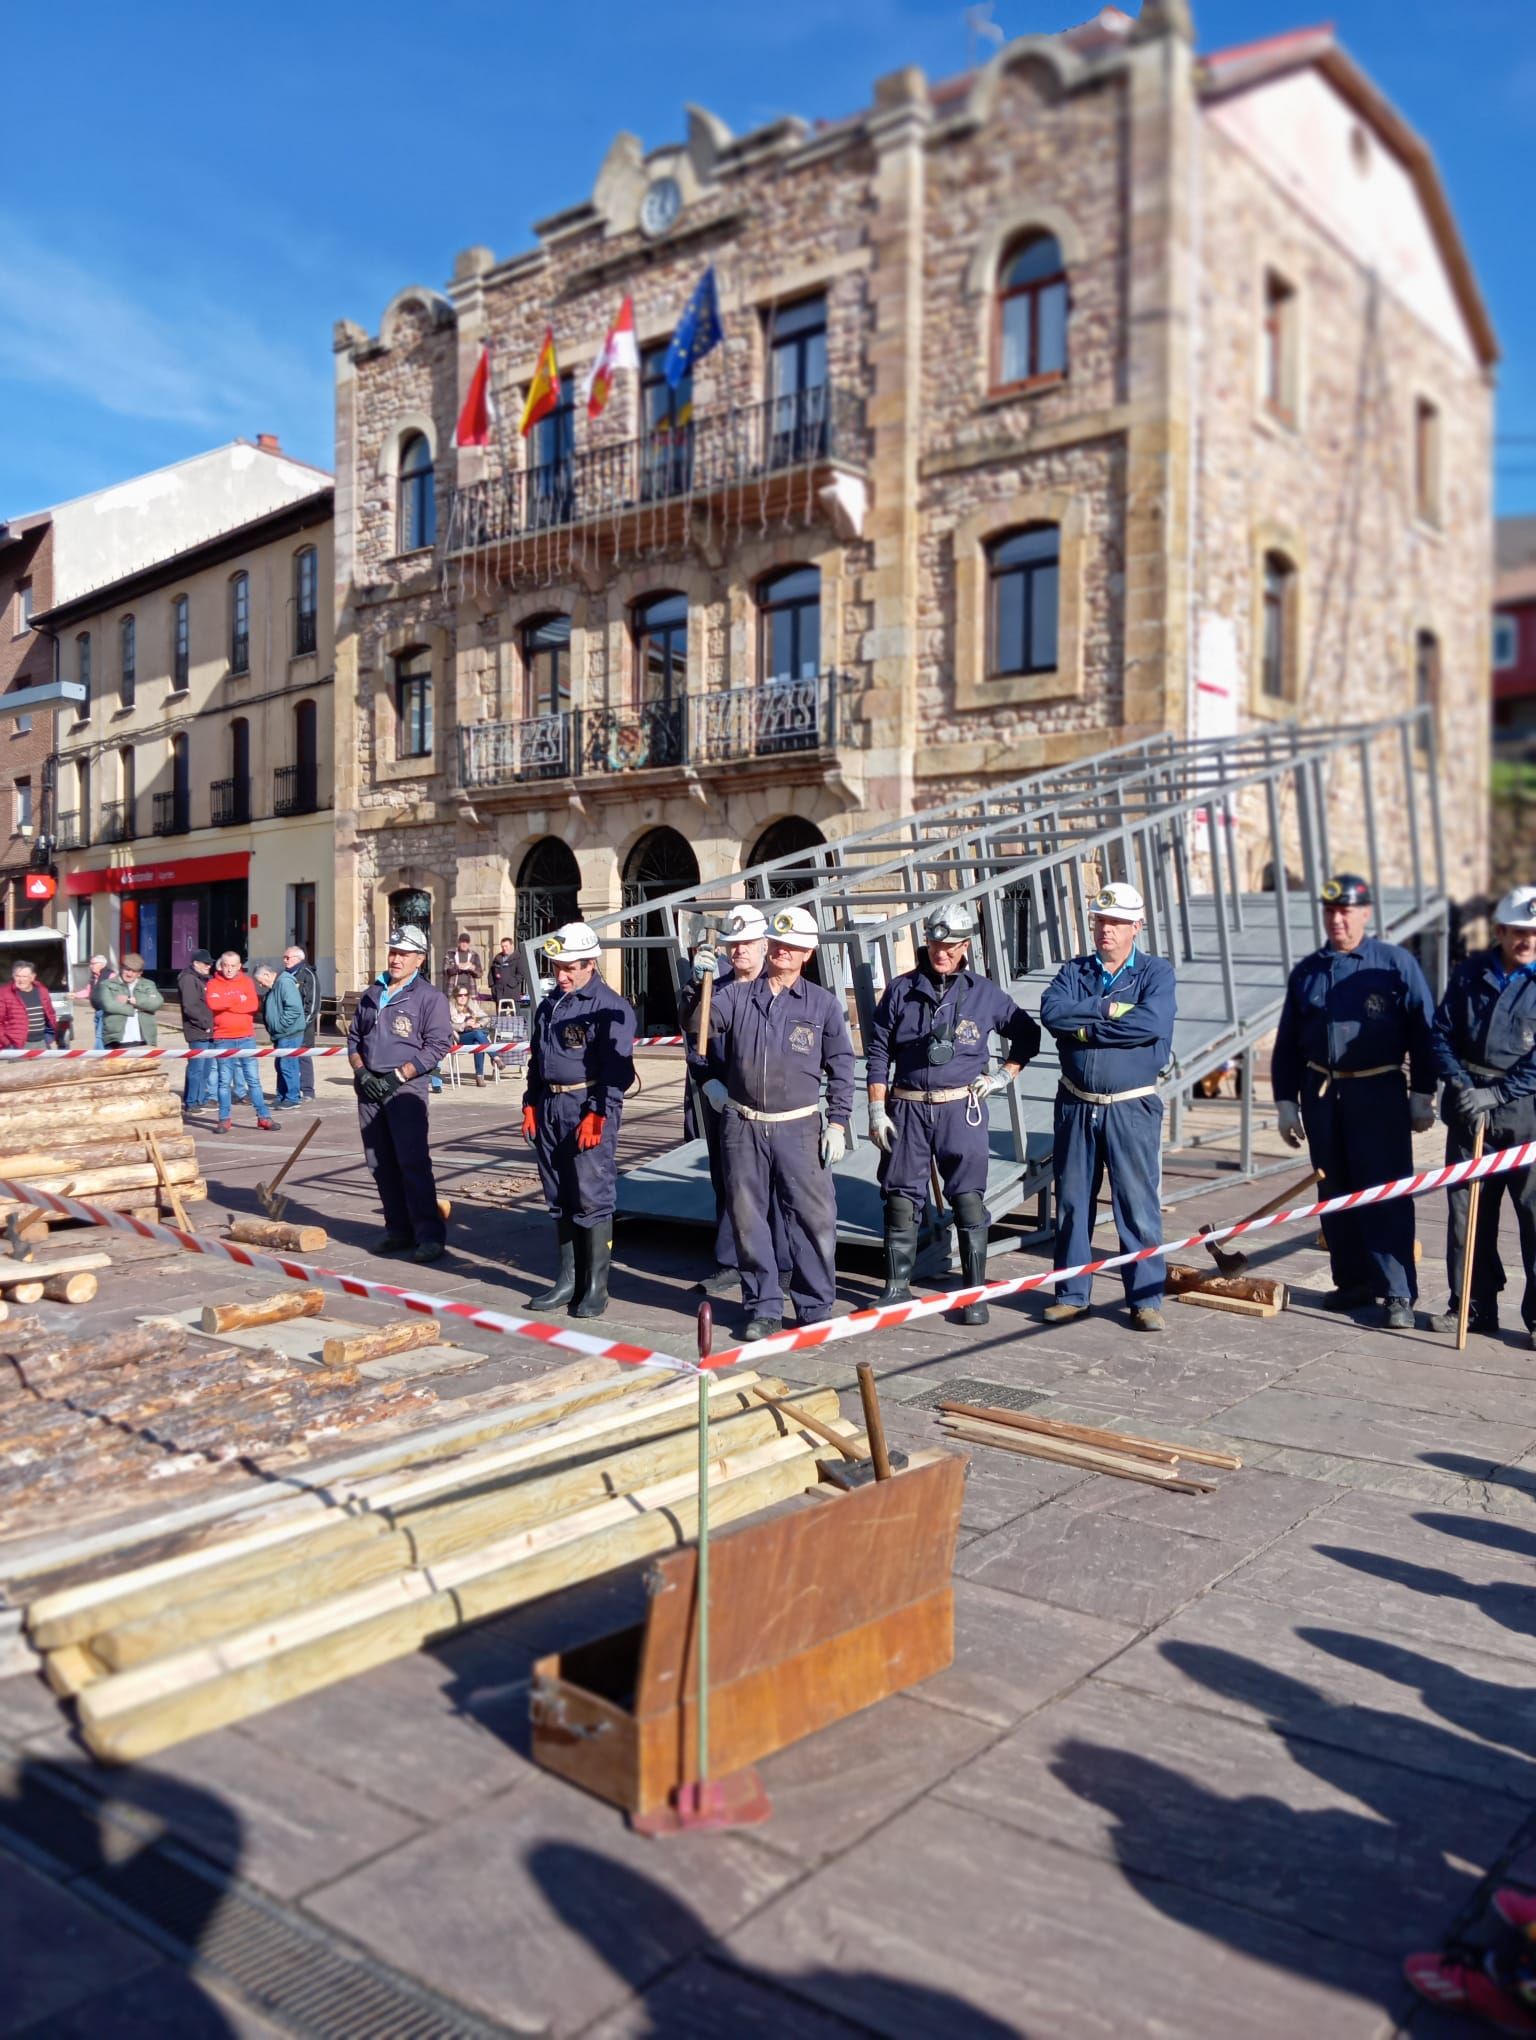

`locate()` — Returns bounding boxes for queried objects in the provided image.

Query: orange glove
[521,1104,537,1143]
[576,1111,605,1150]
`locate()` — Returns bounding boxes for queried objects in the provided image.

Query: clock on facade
[639,176,682,239]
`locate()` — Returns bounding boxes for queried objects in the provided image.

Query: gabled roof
[1199,24,1498,369]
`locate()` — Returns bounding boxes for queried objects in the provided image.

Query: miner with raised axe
[1271,871,1437,1328]
[704,902,854,1341]
[1427,885,1536,1347]
[1039,882,1177,1332]
[346,925,454,1264]
[522,922,636,1320]
[865,902,1041,1326]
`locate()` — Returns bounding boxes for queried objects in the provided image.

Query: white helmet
[767,904,820,951]
[541,921,601,961]
[1493,888,1536,932]
[720,904,768,942]
[387,925,429,955]
[1088,882,1145,923]
[924,903,976,943]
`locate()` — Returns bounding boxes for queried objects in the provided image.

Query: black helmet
[1319,872,1372,908]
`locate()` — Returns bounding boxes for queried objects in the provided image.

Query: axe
[1199,1168,1317,1278]
[257,1117,322,1221]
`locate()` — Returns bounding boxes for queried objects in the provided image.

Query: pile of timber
[0,1057,206,1223]
[936,1399,1242,1493]
[9,1360,850,1763]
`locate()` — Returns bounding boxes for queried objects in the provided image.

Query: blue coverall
[1271,936,1436,1301]
[707,973,855,1323]
[348,970,454,1247]
[680,964,788,1274]
[865,964,1040,1217]
[1040,948,1177,1309]
[1431,949,1536,1328]
[524,976,636,1229]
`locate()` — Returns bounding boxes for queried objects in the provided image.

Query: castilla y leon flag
[579,297,639,419]
[454,342,497,447]
[519,329,562,437]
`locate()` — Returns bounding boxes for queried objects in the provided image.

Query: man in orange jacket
[205,951,275,1132]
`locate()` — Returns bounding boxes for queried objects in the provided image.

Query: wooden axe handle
[695,967,713,1057]
[264,1117,322,1198]
[1210,1168,1317,1232]
[1455,1121,1485,1353]
[749,1386,865,1461]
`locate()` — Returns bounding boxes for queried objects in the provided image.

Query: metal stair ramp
[570,713,1447,1247]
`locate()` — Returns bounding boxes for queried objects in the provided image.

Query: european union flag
[664,267,722,390]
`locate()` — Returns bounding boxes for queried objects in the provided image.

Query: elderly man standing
[94,953,166,1049]
[348,926,453,1263]
[705,904,854,1341]
[1428,886,1536,1346]
[283,945,320,1102]
[0,961,61,1049]
[866,903,1041,1325]
[205,952,274,1132]
[255,964,307,1109]
[1272,873,1437,1328]
[1040,883,1177,1331]
[177,949,216,1113]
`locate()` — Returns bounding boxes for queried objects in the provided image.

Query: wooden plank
[1175,1290,1278,1319]
[319,1321,443,1370]
[938,1401,1180,1467]
[226,1218,327,1253]
[0,1253,111,1285]
[938,1417,1215,1491]
[145,1131,191,1233]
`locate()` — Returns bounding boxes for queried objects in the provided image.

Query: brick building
[0,514,66,926]
[332,2,1495,1020]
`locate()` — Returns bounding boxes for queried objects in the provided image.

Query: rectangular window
[1494,614,1519,671]
[172,595,189,689]
[77,632,92,704]
[987,527,1060,678]
[14,778,31,830]
[14,581,32,634]
[230,574,250,672]
[288,881,317,957]
[1261,553,1295,700]
[1414,629,1441,752]
[767,296,828,466]
[14,715,30,736]
[121,615,136,707]
[294,549,318,655]
[1262,271,1297,425]
[1414,398,1441,525]
[395,652,433,759]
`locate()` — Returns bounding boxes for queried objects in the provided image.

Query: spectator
[444,931,482,996]
[93,954,164,1047]
[0,961,61,1049]
[488,937,520,1008]
[255,964,306,1110]
[72,953,109,1048]
[284,945,320,1102]
[205,952,274,1133]
[178,949,216,1115]
[448,984,491,1085]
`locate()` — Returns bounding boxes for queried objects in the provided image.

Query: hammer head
[817,1449,910,1491]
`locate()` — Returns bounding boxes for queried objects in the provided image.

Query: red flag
[455,343,497,447]
[580,297,639,419]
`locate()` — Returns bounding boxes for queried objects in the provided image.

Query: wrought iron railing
[458,672,846,793]
[294,610,318,656]
[153,792,190,836]
[56,809,85,851]
[442,387,863,554]
[230,634,249,674]
[97,800,134,845]
[273,765,320,816]
[211,777,250,827]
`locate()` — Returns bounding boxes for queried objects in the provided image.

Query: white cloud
[0,216,316,431]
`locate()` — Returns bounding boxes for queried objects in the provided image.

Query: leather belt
[1466,1061,1509,1080]
[1306,1060,1398,1097]
[892,1085,972,1104]
[1058,1076,1158,1106]
[730,1102,819,1123]
[544,1081,590,1094]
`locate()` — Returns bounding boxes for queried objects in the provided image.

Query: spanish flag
[519,330,562,437]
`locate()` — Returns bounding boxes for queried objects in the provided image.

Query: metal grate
[899,1374,1052,1412]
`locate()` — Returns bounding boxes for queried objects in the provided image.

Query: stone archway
[745,815,827,901]
[622,827,700,1033]
[388,887,433,975]
[514,838,580,950]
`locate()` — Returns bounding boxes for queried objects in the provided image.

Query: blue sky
[3,0,1531,517]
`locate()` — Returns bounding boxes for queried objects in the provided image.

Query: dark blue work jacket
[866,963,1040,1092]
[1271,938,1436,1102]
[680,962,760,1074]
[347,971,453,1095]
[707,973,855,1122]
[524,975,636,1116]
[1431,950,1536,1106]
[1040,950,1177,1094]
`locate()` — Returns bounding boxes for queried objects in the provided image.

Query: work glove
[1408,1091,1438,1136]
[1456,1085,1501,1128]
[576,1111,605,1151]
[1103,999,1136,1021]
[521,1104,537,1144]
[692,946,718,983]
[358,1069,401,1105]
[967,1071,1005,1107]
[702,1078,729,1114]
[867,1101,896,1154]
[821,1123,847,1168]
[1277,1101,1305,1149]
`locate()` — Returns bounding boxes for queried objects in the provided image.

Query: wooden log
[44,1641,108,1698]
[0,1058,186,1095]
[5,1323,190,1382]
[1175,1290,1278,1319]
[0,1159,199,1199]
[41,1271,97,1305]
[1165,1262,1288,1308]
[0,1253,110,1286]
[77,1440,819,1762]
[226,1218,327,1253]
[938,1401,1181,1467]
[938,1416,1215,1491]
[6,1281,43,1305]
[200,1290,325,1335]
[319,1320,442,1370]
[92,1392,843,1672]
[0,1135,197,1175]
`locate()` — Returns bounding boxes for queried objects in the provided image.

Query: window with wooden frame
[76,631,91,704]
[293,546,319,655]
[171,594,190,690]
[632,592,687,705]
[1261,551,1297,700]
[120,614,136,708]
[1494,614,1519,671]
[1414,398,1442,526]
[1413,628,1441,752]
[229,571,250,673]
[758,565,822,682]
[994,233,1068,392]
[986,526,1060,678]
[521,613,572,719]
[1261,271,1298,425]
[397,433,436,552]
[394,647,433,759]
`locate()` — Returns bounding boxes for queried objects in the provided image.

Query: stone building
[332,2,1495,1025]
[0,513,64,927]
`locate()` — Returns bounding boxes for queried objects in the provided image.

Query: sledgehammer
[1199,1169,1317,1278]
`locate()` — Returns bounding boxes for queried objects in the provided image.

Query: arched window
[293,547,319,655]
[758,566,821,683]
[622,827,700,1030]
[995,233,1068,390]
[395,647,433,759]
[1414,629,1440,753]
[521,613,572,720]
[514,837,581,954]
[987,526,1060,678]
[746,816,826,900]
[633,593,687,703]
[120,615,136,708]
[229,571,250,672]
[397,433,435,552]
[1261,551,1297,702]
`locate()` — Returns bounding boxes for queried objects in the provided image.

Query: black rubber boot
[952,1195,990,1326]
[529,1221,577,1311]
[571,1229,612,1318]
[877,1197,919,1306]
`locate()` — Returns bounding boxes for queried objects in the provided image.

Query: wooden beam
[938,1401,1180,1466]
[0,1253,110,1285]
[1175,1291,1277,1319]
[938,1416,1215,1491]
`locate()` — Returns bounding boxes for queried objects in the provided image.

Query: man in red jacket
[204,951,274,1132]
[0,962,60,1049]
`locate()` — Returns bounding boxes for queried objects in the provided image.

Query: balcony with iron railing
[211,777,251,827]
[273,764,321,816]
[55,810,86,851]
[97,800,135,845]
[294,610,318,657]
[458,670,845,796]
[441,387,864,564]
[153,791,190,837]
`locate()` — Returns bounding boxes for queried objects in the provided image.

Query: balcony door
[603,592,685,770]
[767,296,828,466]
[641,344,693,501]
[529,373,576,527]
[294,699,318,812]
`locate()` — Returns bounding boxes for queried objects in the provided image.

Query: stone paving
[1,1051,1533,2036]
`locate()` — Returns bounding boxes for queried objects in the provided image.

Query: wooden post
[1455,1121,1486,1353]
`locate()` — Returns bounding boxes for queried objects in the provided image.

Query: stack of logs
[14,1362,851,1764]
[0,1057,205,1223]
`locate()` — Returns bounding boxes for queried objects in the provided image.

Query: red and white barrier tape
[0,1036,684,1062]
[0,1140,1530,1382]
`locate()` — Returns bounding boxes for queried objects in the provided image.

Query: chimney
[256,433,281,453]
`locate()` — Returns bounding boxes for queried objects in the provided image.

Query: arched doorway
[514,838,580,952]
[388,888,433,979]
[622,827,699,1032]
[745,816,826,901]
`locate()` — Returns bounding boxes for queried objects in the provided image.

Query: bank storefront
[63,851,251,986]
